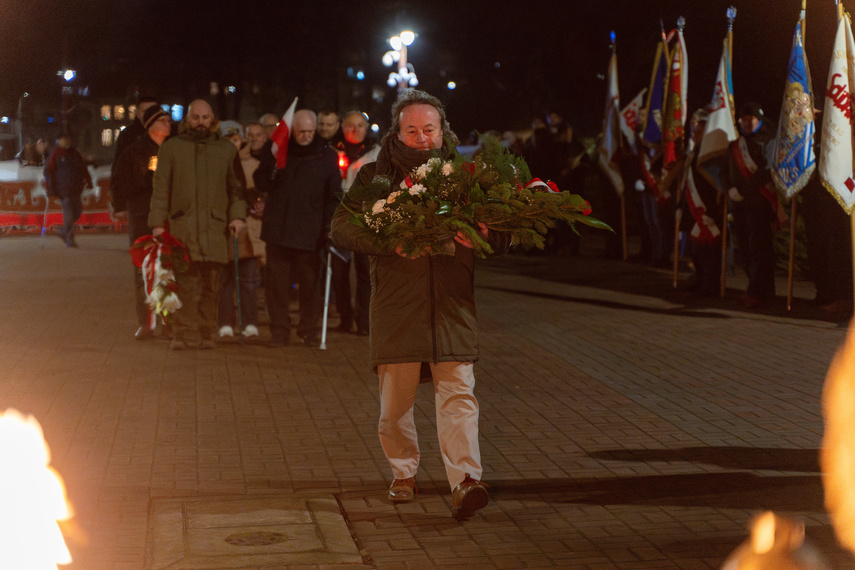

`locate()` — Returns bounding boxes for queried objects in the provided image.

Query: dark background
[0,0,844,137]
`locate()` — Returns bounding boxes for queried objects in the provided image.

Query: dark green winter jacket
[149,131,246,263]
[330,142,508,370]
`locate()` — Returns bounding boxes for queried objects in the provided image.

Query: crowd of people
[34,81,849,520]
[40,88,853,325]
[104,89,496,520]
[588,100,853,318]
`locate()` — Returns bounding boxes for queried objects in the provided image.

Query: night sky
[0,0,845,137]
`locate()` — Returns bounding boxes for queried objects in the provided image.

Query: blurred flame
[719,511,826,570]
[0,409,72,568]
[337,151,349,179]
[751,511,777,554]
[822,323,855,555]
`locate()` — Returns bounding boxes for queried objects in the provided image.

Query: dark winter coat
[330,141,509,370]
[43,147,92,199]
[111,134,159,215]
[260,137,340,251]
[728,119,776,207]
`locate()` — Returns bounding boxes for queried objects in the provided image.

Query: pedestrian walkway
[0,233,852,569]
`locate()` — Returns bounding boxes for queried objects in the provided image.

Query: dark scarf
[287,135,323,158]
[373,137,456,184]
[338,139,371,162]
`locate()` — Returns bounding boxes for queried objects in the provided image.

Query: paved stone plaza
[1,233,852,569]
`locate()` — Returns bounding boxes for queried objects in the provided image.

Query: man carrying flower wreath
[331,89,509,520]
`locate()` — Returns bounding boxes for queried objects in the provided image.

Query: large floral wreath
[129,232,190,328]
[344,138,611,258]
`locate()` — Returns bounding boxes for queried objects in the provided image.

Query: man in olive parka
[149,99,246,350]
[331,89,508,520]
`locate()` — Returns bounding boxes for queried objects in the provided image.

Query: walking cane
[40,193,50,240]
[234,234,243,345]
[319,249,333,350]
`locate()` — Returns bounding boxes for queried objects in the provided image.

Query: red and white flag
[270,97,299,170]
[620,88,647,154]
[697,39,738,190]
[820,15,855,214]
[598,50,624,195]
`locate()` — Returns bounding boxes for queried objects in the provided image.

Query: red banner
[0,178,125,235]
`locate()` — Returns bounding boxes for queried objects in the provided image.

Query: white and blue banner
[773,21,816,200]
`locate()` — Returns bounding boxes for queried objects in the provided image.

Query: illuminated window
[101,128,113,146]
[100,105,111,120]
[171,104,184,122]
[114,129,121,142]
[113,105,125,121]
[128,105,137,121]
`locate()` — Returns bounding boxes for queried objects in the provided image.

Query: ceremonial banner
[640,34,671,200]
[620,88,647,153]
[598,51,624,195]
[662,28,688,170]
[820,15,855,214]
[642,38,669,148]
[683,157,721,244]
[697,40,738,190]
[270,97,299,170]
[773,21,816,199]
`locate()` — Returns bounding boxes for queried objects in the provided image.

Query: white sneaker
[242,324,259,338]
[218,325,234,338]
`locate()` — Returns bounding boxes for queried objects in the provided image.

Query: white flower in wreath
[371,199,387,214]
[160,291,182,313]
[415,164,431,179]
[386,190,403,204]
[441,163,454,176]
[408,184,426,195]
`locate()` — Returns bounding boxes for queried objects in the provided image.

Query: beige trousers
[377,361,482,490]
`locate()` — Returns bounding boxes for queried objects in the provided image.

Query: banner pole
[673,209,681,288]
[621,192,628,261]
[720,199,729,298]
[721,6,737,299]
[787,200,797,310]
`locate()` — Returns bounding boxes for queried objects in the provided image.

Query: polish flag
[270,97,298,169]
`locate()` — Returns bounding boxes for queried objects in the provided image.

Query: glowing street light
[383,30,418,91]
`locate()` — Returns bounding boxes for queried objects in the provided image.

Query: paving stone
[2,235,855,568]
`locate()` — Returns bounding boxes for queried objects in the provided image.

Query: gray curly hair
[381,89,459,147]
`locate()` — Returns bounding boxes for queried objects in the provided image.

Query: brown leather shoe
[387,477,417,503]
[452,474,488,520]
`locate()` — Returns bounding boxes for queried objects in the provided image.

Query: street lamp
[16,92,28,155]
[58,69,76,135]
[382,30,418,91]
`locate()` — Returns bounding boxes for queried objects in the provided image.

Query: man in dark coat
[727,102,778,307]
[43,134,92,248]
[112,105,172,339]
[331,110,380,335]
[110,97,159,213]
[261,109,340,347]
[331,89,507,520]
